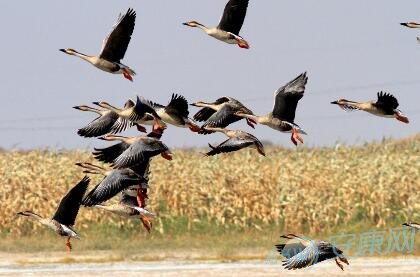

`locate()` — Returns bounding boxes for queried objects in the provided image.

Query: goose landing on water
[331,92,409,124]
[183,0,250,49]
[60,9,136,81]
[17,176,90,252]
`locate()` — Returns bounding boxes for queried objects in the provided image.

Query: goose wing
[165,94,189,123]
[93,142,130,164]
[99,8,136,62]
[113,139,169,169]
[52,176,90,226]
[206,137,253,156]
[131,96,161,121]
[217,0,249,35]
[77,112,119,138]
[193,97,231,122]
[82,169,142,206]
[272,72,308,122]
[375,91,399,110]
[200,104,241,132]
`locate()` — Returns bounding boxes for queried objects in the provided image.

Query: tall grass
[1,135,419,238]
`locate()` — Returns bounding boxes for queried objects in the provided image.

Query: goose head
[73,105,91,111]
[59,48,79,55]
[400,22,420,28]
[182,21,204,28]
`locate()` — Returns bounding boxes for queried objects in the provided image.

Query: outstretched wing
[217,0,249,35]
[82,170,142,206]
[199,104,241,134]
[52,176,90,226]
[165,93,189,119]
[206,137,253,156]
[272,72,308,122]
[93,142,130,164]
[375,91,399,110]
[193,97,231,122]
[77,113,118,138]
[99,8,136,62]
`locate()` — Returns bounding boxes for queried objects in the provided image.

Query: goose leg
[335,258,344,271]
[136,188,152,233]
[291,128,303,146]
[161,151,173,160]
[122,68,133,82]
[135,123,147,133]
[187,123,201,132]
[153,117,166,131]
[235,38,250,49]
[65,236,72,252]
[246,118,256,128]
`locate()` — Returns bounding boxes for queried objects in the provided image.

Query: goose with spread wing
[152,94,201,132]
[76,162,145,207]
[191,96,255,134]
[60,8,136,81]
[235,72,308,146]
[73,102,133,137]
[183,0,250,49]
[17,176,90,251]
[204,127,265,156]
[94,96,166,131]
[275,234,349,271]
[331,92,409,123]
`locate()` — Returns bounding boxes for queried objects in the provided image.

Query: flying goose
[73,103,133,137]
[17,176,90,251]
[60,9,136,81]
[191,96,256,134]
[93,123,165,164]
[76,162,145,207]
[98,133,172,169]
[276,234,349,271]
[204,127,265,156]
[331,92,409,123]
[183,0,250,49]
[95,192,155,233]
[94,96,166,130]
[235,72,308,146]
[403,222,420,229]
[151,94,201,132]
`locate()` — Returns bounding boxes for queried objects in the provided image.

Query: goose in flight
[73,102,133,137]
[235,72,308,146]
[60,9,136,81]
[183,0,250,49]
[17,176,90,251]
[76,162,145,207]
[403,222,420,229]
[151,94,201,132]
[331,92,409,123]
[191,96,256,134]
[276,234,349,271]
[204,127,265,156]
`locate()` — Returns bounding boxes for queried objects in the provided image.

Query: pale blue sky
[0,0,419,149]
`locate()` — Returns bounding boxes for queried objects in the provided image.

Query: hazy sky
[1,0,419,149]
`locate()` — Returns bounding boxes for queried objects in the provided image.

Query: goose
[400,22,420,28]
[151,94,201,132]
[93,123,165,164]
[235,72,308,146]
[403,222,420,229]
[191,96,256,134]
[73,103,133,137]
[331,91,409,124]
[17,176,90,251]
[183,0,250,49]
[93,96,166,130]
[203,127,265,156]
[60,9,136,81]
[95,192,155,233]
[76,162,145,207]
[275,234,349,271]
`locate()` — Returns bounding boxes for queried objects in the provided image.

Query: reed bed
[1,135,419,236]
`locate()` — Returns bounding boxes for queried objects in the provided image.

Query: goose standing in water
[204,127,265,156]
[191,97,256,134]
[151,94,201,132]
[276,234,349,271]
[73,103,132,137]
[235,72,308,146]
[60,9,136,81]
[183,0,250,49]
[17,176,90,251]
[331,92,409,123]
